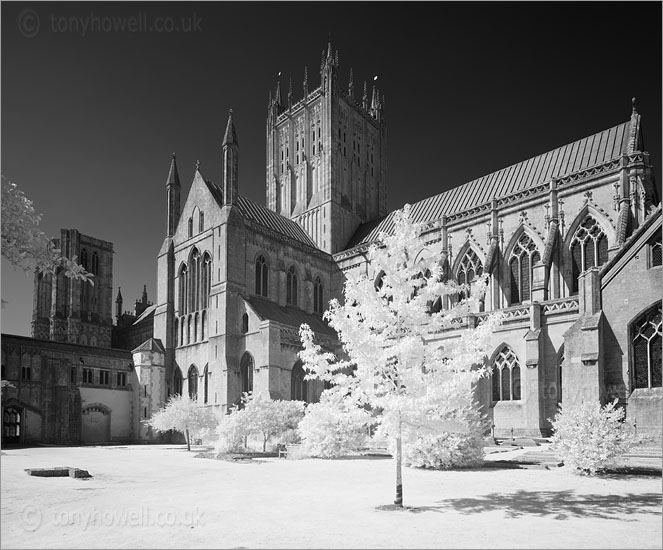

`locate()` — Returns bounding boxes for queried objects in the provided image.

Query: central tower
[266,42,387,254]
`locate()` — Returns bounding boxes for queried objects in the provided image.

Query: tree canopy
[299,204,502,505]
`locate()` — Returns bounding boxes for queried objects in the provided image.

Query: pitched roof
[243,295,336,337]
[204,177,318,249]
[236,195,317,248]
[133,304,156,325]
[132,337,165,354]
[348,120,635,248]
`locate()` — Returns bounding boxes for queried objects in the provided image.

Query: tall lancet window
[179,264,188,314]
[240,353,254,397]
[509,233,540,305]
[189,249,200,312]
[188,365,198,400]
[570,216,608,293]
[286,266,298,306]
[313,276,324,314]
[201,253,212,309]
[255,255,268,297]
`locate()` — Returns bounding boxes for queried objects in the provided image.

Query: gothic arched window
[570,216,609,293]
[632,303,662,389]
[179,264,188,314]
[199,211,205,233]
[188,217,193,238]
[240,353,254,396]
[509,233,541,305]
[91,252,99,275]
[291,361,308,402]
[241,313,249,333]
[313,276,324,314]
[189,249,200,312]
[491,346,521,401]
[188,365,198,400]
[457,248,483,300]
[175,318,179,347]
[649,234,662,268]
[203,364,209,404]
[557,348,564,403]
[201,311,206,340]
[255,255,268,297]
[201,253,212,309]
[81,249,89,271]
[286,266,298,306]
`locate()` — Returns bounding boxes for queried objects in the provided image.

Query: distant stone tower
[266,42,387,253]
[32,229,114,347]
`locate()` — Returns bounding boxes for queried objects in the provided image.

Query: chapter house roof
[242,295,336,337]
[347,119,637,249]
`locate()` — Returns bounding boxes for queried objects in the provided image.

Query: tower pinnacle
[222,109,238,147]
[222,109,239,206]
[348,67,354,99]
[165,154,181,237]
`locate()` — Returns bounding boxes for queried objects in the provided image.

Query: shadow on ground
[376,490,662,520]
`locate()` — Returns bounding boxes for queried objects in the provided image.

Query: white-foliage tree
[550,399,636,475]
[215,393,305,453]
[145,394,218,451]
[299,204,502,507]
[1,175,91,283]
[298,387,372,458]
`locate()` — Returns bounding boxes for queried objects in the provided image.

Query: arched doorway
[81,404,111,444]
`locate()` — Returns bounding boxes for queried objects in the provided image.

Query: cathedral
[2,43,661,445]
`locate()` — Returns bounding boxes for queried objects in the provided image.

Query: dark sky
[2,1,661,337]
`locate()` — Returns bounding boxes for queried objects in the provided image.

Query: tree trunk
[394,414,403,507]
[185,428,191,452]
[263,434,268,452]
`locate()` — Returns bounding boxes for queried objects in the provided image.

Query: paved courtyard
[1,444,661,549]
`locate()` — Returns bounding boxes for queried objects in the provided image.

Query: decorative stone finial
[195,159,201,170]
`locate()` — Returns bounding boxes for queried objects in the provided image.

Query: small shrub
[299,392,371,458]
[401,431,485,469]
[214,404,248,454]
[145,394,218,451]
[550,399,635,475]
[214,393,306,454]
